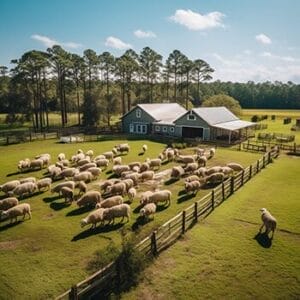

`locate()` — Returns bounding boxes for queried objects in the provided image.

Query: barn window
[163,126,168,132]
[187,114,196,121]
[170,126,175,133]
[155,125,160,131]
[129,124,134,133]
[136,109,141,118]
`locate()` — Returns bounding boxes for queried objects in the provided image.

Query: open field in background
[0,139,261,298]
[122,154,300,300]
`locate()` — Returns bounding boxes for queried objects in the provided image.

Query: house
[121,103,254,143]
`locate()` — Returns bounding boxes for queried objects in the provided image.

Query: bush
[251,115,259,122]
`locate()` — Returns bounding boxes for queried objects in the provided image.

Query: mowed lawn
[122,154,300,300]
[0,139,261,299]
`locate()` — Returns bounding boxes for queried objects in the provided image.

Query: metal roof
[192,107,239,125]
[213,120,255,130]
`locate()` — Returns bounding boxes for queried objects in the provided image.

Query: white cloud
[261,51,298,62]
[169,9,225,31]
[255,33,272,45]
[134,30,156,38]
[243,50,252,55]
[104,36,132,50]
[31,34,82,49]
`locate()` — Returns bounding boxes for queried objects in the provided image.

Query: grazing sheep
[226,162,244,172]
[72,152,85,163]
[102,203,131,224]
[140,191,154,205]
[111,147,119,156]
[197,155,207,167]
[96,195,123,209]
[61,186,74,203]
[29,159,44,170]
[100,180,115,192]
[132,165,140,173]
[18,159,31,172]
[51,181,76,195]
[19,177,36,184]
[75,181,87,195]
[77,191,102,207]
[60,168,79,178]
[140,203,156,219]
[142,144,148,153]
[87,167,102,179]
[77,157,91,167]
[260,208,277,238]
[185,180,201,195]
[140,162,150,173]
[80,208,105,229]
[47,164,56,173]
[9,182,37,198]
[185,175,200,183]
[122,179,134,192]
[94,154,105,161]
[1,203,31,223]
[194,167,207,177]
[143,190,172,206]
[37,155,50,167]
[35,153,51,160]
[95,158,109,169]
[36,178,52,191]
[208,147,216,159]
[73,171,93,183]
[79,162,97,172]
[205,166,223,176]
[146,158,161,170]
[116,143,130,154]
[184,162,198,174]
[86,150,94,157]
[177,155,195,165]
[50,166,62,180]
[0,197,19,211]
[77,149,83,154]
[128,187,137,202]
[113,157,122,165]
[103,151,114,161]
[106,182,127,196]
[0,180,21,195]
[195,147,205,156]
[221,166,234,177]
[57,159,70,167]
[170,166,185,179]
[128,161,141,170]
[58,153,66,161]
[113,165,130,177]
[205,172,224,185]
[140,170,155,182]
[124,172,140,186]
[166,149,175,162]
[158,153,165,161]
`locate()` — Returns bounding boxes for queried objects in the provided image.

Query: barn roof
[213,120,255,130]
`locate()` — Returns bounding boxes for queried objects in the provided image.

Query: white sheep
[77,157,91,166]
[197,155,207,167]
[61,186,74,203]
[95,158,109,169]
[132,165,140,173]
[0,197,19,211]
[112,147,119,156]
[208,147,216,159]
[51,181,76,195]
[113,157,122,165]
[87,167,102,179]
[75,181,87,195]
[113,165,130,177]
[140,191,154,205]
[205,166,223,176]
[77,191,102,207]
[140,203,156,219]
[177,155,195,165]
[166,149,175,161]
[143,190,172,206]
[195,147,205,156]
[37,154,50,166]
[142,144,148,153]
[170,166,185,179]
[60,168,79,178]
[185,175,200,183]
[35,153,51,160]
[184,162,198,174]
[205,172,224,185]
[1,203,31,223]
[36,178,52,191]
[128,187,137,202]
[79,162,97,172]
[29,159,43,170]
[122,178,134,192]
[73,171,93,183]
[80,208,105,229]
[58,153,66,161]
[50,166,62,180]
[100,179,115,192]
[9,182,37,198]
[106,182,127,196]
[140,162,150,173]
[0,180,21,195]
[194,167,207,177]
[227,162,244,172]
[146,158,161,170]
[77,149,83,154]
[94,154,105,161]
[116,143,130,154]
[19,177,36,184]
[124,172,140,186]
[102,203,131,224]
[86,150,94,157]
[18,159,31,172]
[221,166,234,177]
[140,170,155,182]
[103,151,114,161]
[260,208,277,238]
[57,159,69,167]
[128,161,141,170]
[185,180,201,195]
[96,195,123,209]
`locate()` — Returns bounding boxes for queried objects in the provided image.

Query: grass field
[122,154,300,299]
[0,139,261,298]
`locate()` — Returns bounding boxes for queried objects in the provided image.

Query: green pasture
[122,154,300,300]
[0,139,261,299]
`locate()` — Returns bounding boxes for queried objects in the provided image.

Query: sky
[0,0,299,83]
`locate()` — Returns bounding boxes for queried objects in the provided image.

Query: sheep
[194,167,207,178]
[61,186,74,203]
[185,180,201,195]
[87,167,102,179]
[29,159,43,170]
[106,182,127,196]
[57,159,69,167]
[75,181,87,195]
[140,203,156,219]
[142,144,148,153]
[37,154,51,166]
[116,143,130,154]
[72,152,85,163]
[177,155,195,165]
[184,162,198,174]
[221,166,234,177]
[140,191,154,205]
[50,166,62,180]
[0,180,21,195]
[77,191,102,207]
[100,180,115,193]
[102,203,131,224]
[170,166,185,179]
[96,195,123,209]
[122,178,134,192]
[95,158,109,169]
[0,197,19,211]
[208,147,216,159]
[35,153,51,160]
[1,203,31,223]
[19,177,36,184]
[77,157,91,167]
[140,162,150,173]
[8,182,37,198]
[103,151,114,161]
[194,147,205,156]
[77,149,83,154]
[132,165,140,173]
[60,167,79,178]
[205,166,223,176]
[94,154,105,161]
[80,208,105,229]
[79,162,97,172]
[205,172,224,185]
[142,190,172,206]
[128,187,137,202]
[166,149,175,161]
[227,162,244,172]
[113,165,130,177]
[18,159,31,172]
[128,161,141,170]
[158,153,165,161]
[36,178,52,191]
[123,172,140,186]
[140,170,155,182]
[185,175,200,183]
[146,158,161,170]
[51,181,76,195]
[47,164,56,174]
[259,208,277,238]
[111,147,118,156]
[57,153,66,161]
[73,171,93,183]
[197,155,207,167]
[85,150,94,157]
[113,157,122,165]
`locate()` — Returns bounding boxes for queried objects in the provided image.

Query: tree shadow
[177,193,195,203]
[0,220,22,232]
[72,223,124,241]
[164,178,179,185]
[43,195,61,203]
[131,215,152,231]
[66,206,92,216]
[50,201,71,211]
[254,231,273,248]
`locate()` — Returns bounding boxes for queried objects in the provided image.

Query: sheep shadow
[133,204,143,214]
[161,160,169,166]
[107,173,118,180]
[132,215,152,231]
[72,223,124,241]
[164,178,179,185]
[6,171,21,177]
[178,189,186,196]
[156,204,169,212]
[0,220,22,232]
[43,195,61,203]
[105,170,112,175]
[177,193,195,203]
[138,152,144,156]
[254,232,273,248]
[50,201,71,211]
[66,206,92,216]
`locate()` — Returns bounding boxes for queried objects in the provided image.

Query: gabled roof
[213,120,255,130]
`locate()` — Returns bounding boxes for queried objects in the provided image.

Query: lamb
[113,165,130,177]
[57,153,66,161]
[95,158,109,169]
[142,144,148,153]
[102,203,131,224]
[127,187,137,202]
[139,162,150,173]
[140,203,156,219]
[128,161,141,170]
[80,208,105,229]
[19,177,36,184]
[37,154,51,166]
[185,175,200,183]
[259,208,277,238]
[60,167,79,178]
[9,182,37,198]
[205,172,224,185]
[61,186,74,203]
[113,157,122,165]
[146,158,161,170]
[140,170,155,182]
[87,167,102,179]
[77,191,101,207]
[1,203,31,223]
[36,178,52,191]
[226,162,244,172]
[18,159,31,172]
[122,178,134,192]
[73,171,93,183]
[77,157,91,167]
[0,180,21,195]
[205,166,223,176]
[197,155,207,167]
[184,162,198,174]
[96,195,123,209]
[106,182,127,196]
[85,150,94,157]
[142,190,172,206]
[185,180,201,195]
[47,164,56,174]
[177,155,195,165]
[75,181,87,195]
[116,143,130,154]
[29,159,43,170]
[0,197,19,211]
[51,181,76,195]
[79,162,97,172]
[103,151,114,161]
[170,166,185,179]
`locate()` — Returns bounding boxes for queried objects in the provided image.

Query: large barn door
[182,127,203,138]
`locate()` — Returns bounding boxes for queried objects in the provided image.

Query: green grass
[121,154,300,300]
[0,139,261,298]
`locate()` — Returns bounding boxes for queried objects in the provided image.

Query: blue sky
[1,0,299,82]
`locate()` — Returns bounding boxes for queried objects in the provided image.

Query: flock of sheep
[0,142,277,238]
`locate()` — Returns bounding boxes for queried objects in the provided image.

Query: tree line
[0,46,299,130]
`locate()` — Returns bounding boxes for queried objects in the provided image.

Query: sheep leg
[259,223,264,232]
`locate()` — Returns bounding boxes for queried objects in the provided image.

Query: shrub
[251,115,259,122]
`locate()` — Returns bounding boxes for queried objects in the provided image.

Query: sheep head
[80,219,87,228]
[260,208,267,214]
[140,208,146,217]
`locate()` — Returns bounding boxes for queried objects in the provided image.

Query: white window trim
[129,124,134,133]
[162,126,168,132]
[187,114,196,121]
[155,125,160,131]
[170,126,175,133]
[136,109,141,118]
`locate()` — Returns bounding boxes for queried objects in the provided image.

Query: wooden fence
[245,139,300,153]
[55,149,279,300]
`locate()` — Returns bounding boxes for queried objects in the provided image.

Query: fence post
[69,285,78,300]
[294,143,296,153]
[211,190,215,210]
[151,231,157,256]
[268,151,271,164]
[230,176,234,195]
[222,182,225,201]
[256,160,260,173]
[182,211,186,234]
[249,165,252,179]
[241,170,244,186]
[6,136,9,145]
[30,132,32,142]
[263,155,266,168]
[194,202,198,222]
